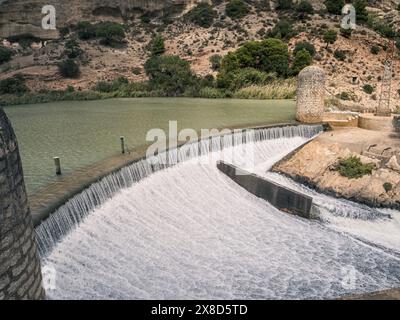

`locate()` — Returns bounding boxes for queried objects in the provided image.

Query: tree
[144,55,196,96]
[268,19,294,40]
[325,0,344,15]
[220,38,290,77]
[296,0,314,19]
[186,3,217,28]
[149,35,165,56]
[0,45,13,64]
[276,0,293,10]
[76,21,96,40]
[95,22,125,46]
[354,0,368,24]
[64,39,83,59]
[0,75,29,95]
[58,59,80,78]
[323,29,337,48]
[225,0,249,20]
[293,41,316,57]
[210,54,222,71]
[291,49,312,75]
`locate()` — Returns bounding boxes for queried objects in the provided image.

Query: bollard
[120,136,125,154]
[54,157,62,175]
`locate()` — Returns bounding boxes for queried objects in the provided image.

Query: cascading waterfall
[39,122,400,300]
[35,124,323,257]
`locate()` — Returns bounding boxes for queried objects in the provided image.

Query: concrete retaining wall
[0,108,45,300]
[217,161,313,219]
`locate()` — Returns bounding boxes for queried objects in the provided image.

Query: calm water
[4,98,295,193]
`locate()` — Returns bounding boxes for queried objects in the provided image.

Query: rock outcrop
[272,128,400,209]
[0,0,198,39]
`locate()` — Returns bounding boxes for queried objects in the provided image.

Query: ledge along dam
[29,123,400,300]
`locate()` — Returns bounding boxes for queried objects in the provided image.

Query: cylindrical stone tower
[0,108,45,300]
[296,66,326,123]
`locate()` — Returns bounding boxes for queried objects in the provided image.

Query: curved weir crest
[36,124,400,300]
[35,125,323,257]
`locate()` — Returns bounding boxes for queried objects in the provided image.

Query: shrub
[323,29,337,47]
[354,0,368,24]
[185,3,216,28]
[276,0,293,10]
[268,19,294,40]
[291,49,312,75]
[325,0,344,15]
[225,0,249,20]
[218,68,276,91]
[64,39,83,59]
[296,1,314,14]
[95,77,129,93]
[339,91,349,100]
[335,156,375,179]
[220,38,290,77]
[95,22,125,46]
[340,27,352,38]
[144,55,196,96]
[293,41,316,57]
[149,35,165,56]
[383,182,393,192]
[0,75,29,95]
[0,45,13,64]
[77,21,96,40]
[233,80,296,99]
[132,67,142,75]
[58,59,80,78]
[210,54,222,71]
[334,49,346,61]
[370,45,380,55]
[363,84,374,94]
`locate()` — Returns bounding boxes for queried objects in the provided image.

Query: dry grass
[233,79,296,100]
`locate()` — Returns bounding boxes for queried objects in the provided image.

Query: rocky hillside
[1,0,400,111]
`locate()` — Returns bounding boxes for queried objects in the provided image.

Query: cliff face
[0,0,198,39]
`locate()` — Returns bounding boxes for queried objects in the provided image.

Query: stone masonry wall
[0,108,45,300]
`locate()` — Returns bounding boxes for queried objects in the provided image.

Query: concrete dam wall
[0,108,45,300]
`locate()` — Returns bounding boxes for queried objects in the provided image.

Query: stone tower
[296,66,326,123]
[0,108,45,300]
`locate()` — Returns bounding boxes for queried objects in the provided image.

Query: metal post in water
[54,157,62,175]
[120,136,125,154]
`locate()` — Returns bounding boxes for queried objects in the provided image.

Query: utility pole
[377,39,395,116]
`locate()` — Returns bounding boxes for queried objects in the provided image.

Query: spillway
[35,125,400,300]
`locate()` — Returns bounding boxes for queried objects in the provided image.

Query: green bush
[218,68,276,91]
[383,182,393,192]
[0,45,13,64]
[95,77,129,93]
[336,156,375,179]
[210,54,222,71]
[363,84,374,94]
[185,3,216,28]
[276,0,293,10]
[149,35,165,56]
[323,29,337,47]
[334,49,346,61]
[291,49,312,75]
[145,55,196,96]
[325,0,344,15]
[220,38,290,77]
[0,75,29,95]
[340,27,352,38]
[296,1,314,14]
[339,91,350,100]
[77,21,96,40]
[58,59,80,78]
[95,22,125,46]
[64,39,83,59]
[268,19,294,40]
[370,45,380,55]
[354,0,368,24]
[225,0,249,20]
[293,41,316,57]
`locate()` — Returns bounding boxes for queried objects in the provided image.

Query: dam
[33,124,400,300]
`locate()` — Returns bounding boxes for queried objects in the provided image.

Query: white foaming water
[37,125,400,299]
